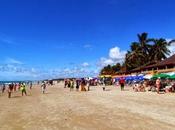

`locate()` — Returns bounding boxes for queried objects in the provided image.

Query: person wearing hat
[156,77,161,94]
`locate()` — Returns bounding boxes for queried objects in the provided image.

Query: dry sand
[0,83,175,130]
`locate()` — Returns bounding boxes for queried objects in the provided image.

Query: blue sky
[0,0,175,80]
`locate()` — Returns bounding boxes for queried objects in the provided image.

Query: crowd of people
[0,81,47,98]
[1,76,175,99]
[130,78,175,94]
[0,82,28,98]
[64,78,88,91]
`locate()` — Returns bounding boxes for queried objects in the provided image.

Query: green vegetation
[100,33,174,75]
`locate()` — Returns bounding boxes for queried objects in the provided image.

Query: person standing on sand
[13,83,16,92]
[64,79,68,88]
[41,82,47,94]
[102,77,106,91]
[81,79,86,91]
[70,79,74,91]
[119,77,125,91]
[67,80,71,88]
[156,77,161,94]
[21,83,27,96]
[76,80,80,91]
[8,84,13,98]
[30,82,33,90]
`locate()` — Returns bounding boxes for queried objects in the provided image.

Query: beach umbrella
[169,75,175,80]
[138,74,145,76]
[166,72,175,76]
[151,73,170,79]
[144,75,152,80]
[138,76,144,80]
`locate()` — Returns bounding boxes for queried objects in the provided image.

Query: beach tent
[151,73,170,79]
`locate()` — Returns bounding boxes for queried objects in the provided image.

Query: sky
[0,0,175,80]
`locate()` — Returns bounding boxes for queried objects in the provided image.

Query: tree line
[100,32,175,75]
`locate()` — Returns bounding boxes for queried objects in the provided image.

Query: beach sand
[0,83,175,130]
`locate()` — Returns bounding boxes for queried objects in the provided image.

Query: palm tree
[130,33,152,65]
[137,33,150,53]
[124,33,152,71]
[150,38,170,62]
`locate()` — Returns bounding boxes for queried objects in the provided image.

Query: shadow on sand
[105,89,111,91]
[12,96,21,98]
[43,92,51,95]
[123,89,130,91]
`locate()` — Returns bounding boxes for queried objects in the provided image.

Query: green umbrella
[169,75,175,80]
[151,73,170,79]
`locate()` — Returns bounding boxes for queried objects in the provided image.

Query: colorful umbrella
[152,73,170,79]
[169,75,175,80]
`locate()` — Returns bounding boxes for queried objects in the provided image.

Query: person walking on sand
[20,83,27,96]
[8,83,14,98]
[119,77,125,91]
[70,79,74,91]
[87,78,90,91]
[156,77,161,94]
[41,82,47,94]
[2,84,6,93]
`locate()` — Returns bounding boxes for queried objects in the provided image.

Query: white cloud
[98,57,115,67]
[82,62,89,67]
[5,57,23,65]
[169,44,175,56]
[0,64,41,80]
[109,47,126,60]
[167,39,175,56]
[83,44,92,49]
[98,46,127,67]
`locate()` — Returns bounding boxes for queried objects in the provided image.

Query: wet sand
[0,83,175,130]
